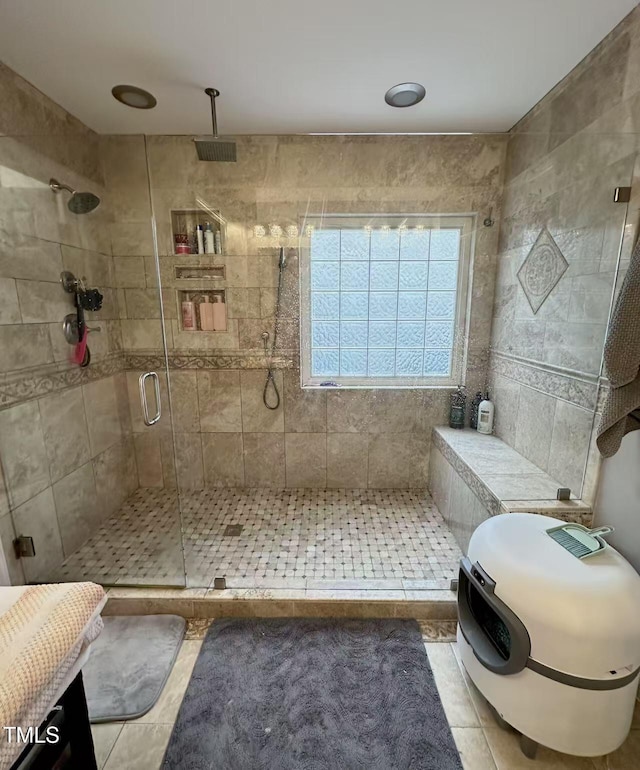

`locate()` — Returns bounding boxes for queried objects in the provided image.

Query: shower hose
[263,250,286,410]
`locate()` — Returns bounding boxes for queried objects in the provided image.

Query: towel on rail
[597,234,640,458]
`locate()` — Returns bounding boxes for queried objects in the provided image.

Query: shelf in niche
[170,208,225,257]
[177,288,227,332]
[175,265,225,280]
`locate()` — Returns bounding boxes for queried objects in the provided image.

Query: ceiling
[0,0,637,135]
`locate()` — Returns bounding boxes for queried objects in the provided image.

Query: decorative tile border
[125,350,298,372]
[489,350,599,411]
[0,353,125,411]
[418,619,458,642]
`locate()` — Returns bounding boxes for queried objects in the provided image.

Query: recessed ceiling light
[111,84,157,109]
[384,83,426,108]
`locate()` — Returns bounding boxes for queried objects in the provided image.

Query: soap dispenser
[477,392,494,435]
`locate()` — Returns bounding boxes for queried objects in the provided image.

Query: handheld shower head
[49,179,100,214]
[194,88,237,162]
[278,247,287,270]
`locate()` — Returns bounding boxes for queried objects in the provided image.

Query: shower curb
[102,587,457,621]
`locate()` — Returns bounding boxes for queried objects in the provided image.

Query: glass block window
[300,215,472,387]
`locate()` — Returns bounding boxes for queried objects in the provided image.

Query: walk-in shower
[49,178,101,213]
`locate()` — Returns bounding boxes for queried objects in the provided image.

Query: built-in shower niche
[177,289,227,332]
[170,208,224,256]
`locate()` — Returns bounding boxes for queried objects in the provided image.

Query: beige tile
[174,433,204,490]
[326,433,369,488]
[425,642,480,728]
[240,370,284,432]
[91,723,124,770]
[243,433,285,487]
[514,387,557,473]
[283,370,326,432]
[13,488,63,582]
[136,640,202,724]
[450,643,500,728]
[451,728,498,770]
[547,400,593,494]
[597,730,640,769]
[0,400,50,507]
[285,433,327,488]
[121,319,165,349]
[0,278,21,324]
[93,439,136,518]
[367,433,429,488]
[202,433,244,487]
[114,256,146,289]
[482,727,596,769]
[0,231,63,282]
[52,462,100,556]
[326,390,371,433]
[0,511,24,584]
[159,433,177,489]
[39,386,91,483]
[197,370,242,432]
[0,324,53,372]
[103,723,172,770]
[167,370,199,433]
[16,279,73,323]
[134,433,164,487]
[83,377,123,457]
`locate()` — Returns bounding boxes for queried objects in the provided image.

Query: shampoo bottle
[199,295,215,331]
[214,229,222,254]
[477,393,494,435]
[204,222,214,254]
[212,294,227,331]
[181,299,196,331]
[196,224,205,255]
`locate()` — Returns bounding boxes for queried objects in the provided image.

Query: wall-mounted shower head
[49,179,100,214]
[194,88,237,162]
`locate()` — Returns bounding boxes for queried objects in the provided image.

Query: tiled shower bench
[428,427,593,553]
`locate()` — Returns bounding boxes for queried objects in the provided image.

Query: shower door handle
[139,371,161,426]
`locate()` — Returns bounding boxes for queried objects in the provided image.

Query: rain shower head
[49,179,100,214]
[194,88,237,162]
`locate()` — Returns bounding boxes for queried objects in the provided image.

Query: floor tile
[592,730,640,769]
[483,727,598,770]
[103,723,172,770]
[451,728,498,770]
[91,723,123,769]
[54,487,462,589]
[425,642,480,728]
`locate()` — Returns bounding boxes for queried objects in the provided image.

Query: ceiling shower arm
[205,88,220,137]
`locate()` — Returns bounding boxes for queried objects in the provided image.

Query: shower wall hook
[60,270,80,294]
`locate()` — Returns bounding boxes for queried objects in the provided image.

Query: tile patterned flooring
[55,488,462,589]
[92,633,640,770]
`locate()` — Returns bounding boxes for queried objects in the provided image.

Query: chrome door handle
[139,371,161,426]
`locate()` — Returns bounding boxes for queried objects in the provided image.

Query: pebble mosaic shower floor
[54,488,462,588]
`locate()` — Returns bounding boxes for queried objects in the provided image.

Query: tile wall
[489,6,640,502]
[0,63,140,583]
[102,133,507,490]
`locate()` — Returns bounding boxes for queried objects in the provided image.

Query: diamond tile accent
[517,227,568,313]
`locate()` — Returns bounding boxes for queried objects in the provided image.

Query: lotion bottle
[199,295,215,331]
[196,224,205,255]
[181,298,196,331]
[212,294,227,331]
[477,393,494,435]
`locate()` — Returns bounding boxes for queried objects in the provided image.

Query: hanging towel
[596,234,640,458]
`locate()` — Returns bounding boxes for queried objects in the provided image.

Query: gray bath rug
[84,614,185,723]
[162,618,462,770]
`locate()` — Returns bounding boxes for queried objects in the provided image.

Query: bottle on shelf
[199,295,215,331]
[181,297,196,331]
[212,294,227,331]
[204,222,214,254]
[477,392,495,435]
[214,229,222,254]
[196,224,205,255]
